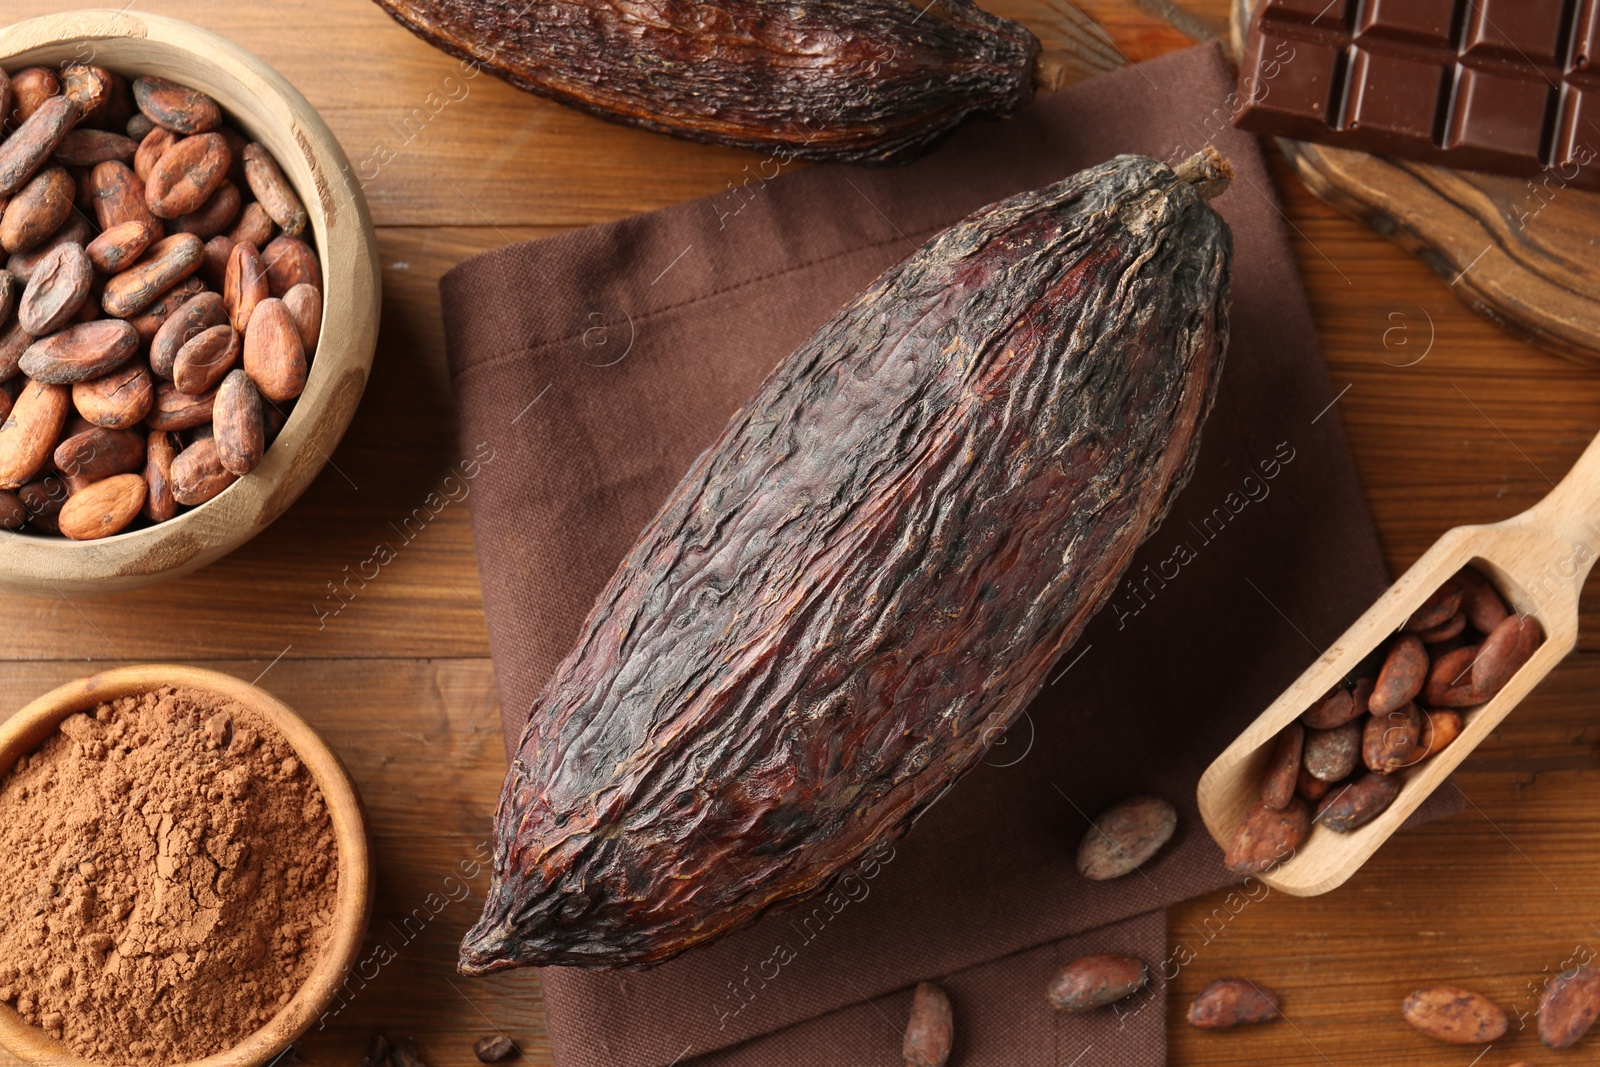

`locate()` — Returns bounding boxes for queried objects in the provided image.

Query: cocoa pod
[172,179,241,239]
[1046,954,1148,1013]
[60,66,112,119]
[0,489,25,530]
[1260,724,1303,811]
[243,297,307,401]
[73,360,155,429]
[1424,644,1483,707]
[1414,708,1463,762]
[128,276,204,346]
[0,95,78,198]
[86,218,159,275]
[146,382,216,432]
[102,232,203,318]
[241,142,307,236]
[224,240,268,334]
[1401,986,1508,1044]
[86,160,155,230]
[17,241,92,336]
[1304,718,1362,782]
[170,435,237,505]
[54,425,146,480]
[1224,798,1308,874]
[1415,612,1466,644]
[283,282,322,354]
[53,128,138,166]
[459,151,1235,972]
[17,477,67,533]
[1187,979,1280,1029]
[20,319,139,384]
[229,200,275,248]
[1403,580,1462,632]
[1075,795,1177,881]
[1313,771,1402,832]
[173,323,240,396]
[372,0,1039,165]
[1300,685,1361,729]
[5,213,94,282]
[150,289,227,377]
[1538,964,1600,1050]
[0,164,75,254]
[1295,763,1333,801]
[142,429,179,522]
[1454,566,1510,634]
[134,126,179,185]
[1362,702,1422,774]
[8,69,59,126]
[1369,635,1427,715]
[145,132,231,219]
[1471,614,1541,697]
[0,379,70,488]
[58,472,146,540]
[0,320,31,382]
[132,77,221,135]
[902,982,952,1067]
[214,369,265,475]
[199,234,235,289]
[262,233,320,295]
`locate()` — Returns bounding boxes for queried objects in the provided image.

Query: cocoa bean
[1304,718,1362,782]
[86,160,155,231]
[1471,614,1541,697]
[19,319,139,384]
[143,429,179,522]
[473,1035,517,1064]
[128,276,204,345]
[283,282,322,354]
[171,180,241,239]
[224,240,268,334]
[125,112,154,141]
[1260,723,1303,811]
[902,981,952,1067]
[1223,798,1308,874]
[101,232,203,318]
[170,436,237,505]
[1404,580,1463,632]
[1369,635,1427,714]
[1075,795,1177,881]
[1454,565,1510,634]
[133,77,222,135]
[1300,685,1361,729]
[229,200,275,248]
[242,143,307,236]
[54,425,146,480]
[1314,771,1401,833]
[146,382,217,432]
[173,323,240,396]
[1414,611,1466,643]
[5,212,94,281]
[1295,763,1332,801]
[60,66,112,119]
[1414,708,1463,762]
[58,472,146,540]
[243,296,307,401]
[87,71,134,132]
[18,241,92,336]
[86,218,159,275]
[0,96,78,198]
[263,233,320,295]
[0,270,12,324]
[0,488,24,530]
[0,164,75,254]
[73,360,155,429]
[1401,986,1508,1044]
[1538,964,1600,1050]
[1047,954,1148,1012]
[1187,978,1280,1029]
[0,379,70,488]
[1363,702,1422,773]
[53,128,138,166]
[134,126,179,185]
[200,234,235,289]
[0,320,31,382]
[8,69,59,126]
[145,132,231,219]
[17,476,67,533]
[1424,644,1483,707]
[149,289,226,377]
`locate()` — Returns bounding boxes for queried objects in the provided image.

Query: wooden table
[3,0,1598,1063]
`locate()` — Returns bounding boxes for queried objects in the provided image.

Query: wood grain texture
[0,0,1596,1064]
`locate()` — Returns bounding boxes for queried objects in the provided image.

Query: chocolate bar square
[1556,86,1600,168]
[1262,0,1350,29]
[1462,0,1566,64]
[1357,0,1458,47]
[1236,29,1347,141]
[1344,48,1448,141]
[1447,69,1553,165]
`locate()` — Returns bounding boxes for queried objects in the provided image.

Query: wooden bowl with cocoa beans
[0,10,380,596]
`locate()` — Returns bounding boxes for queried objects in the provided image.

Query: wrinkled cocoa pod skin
[371,0,1039,165]
[461,154,1233,972]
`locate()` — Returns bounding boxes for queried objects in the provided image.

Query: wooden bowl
[0,664,373,1067]
[0,10,381,597]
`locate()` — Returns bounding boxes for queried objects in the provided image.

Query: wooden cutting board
[1234,0,1600,366]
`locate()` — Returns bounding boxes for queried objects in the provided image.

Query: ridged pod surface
[462,150,1235,972]
[370,0,1039,164]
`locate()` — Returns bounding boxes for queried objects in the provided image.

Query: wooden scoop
[1198,430,1600,895]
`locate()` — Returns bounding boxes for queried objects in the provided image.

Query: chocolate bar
[1233,0,1600,188]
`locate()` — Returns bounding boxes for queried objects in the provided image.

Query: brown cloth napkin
[441,41,1461,1067]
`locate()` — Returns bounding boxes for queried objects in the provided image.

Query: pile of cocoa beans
[0,63,322,540]
[1226,564,1543,873]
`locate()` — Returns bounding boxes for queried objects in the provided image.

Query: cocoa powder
[0,684,338,1065]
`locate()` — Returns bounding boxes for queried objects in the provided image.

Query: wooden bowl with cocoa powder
[0,664,372,1067]
[0,10,380,597]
